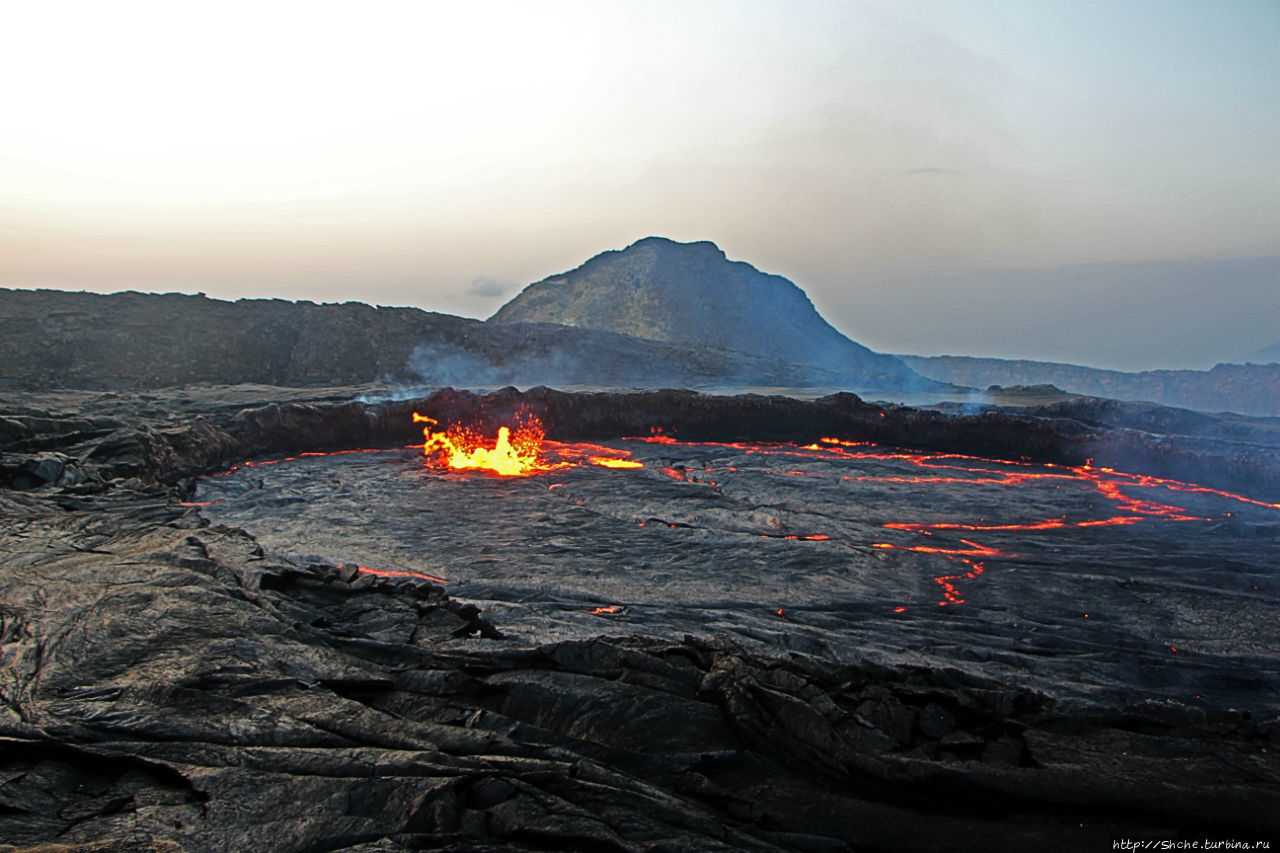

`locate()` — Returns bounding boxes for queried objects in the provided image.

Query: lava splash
[414,412,645,476]
[414,412,558,476]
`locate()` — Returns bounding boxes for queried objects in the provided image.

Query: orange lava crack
[355,565,449,584]
[392,418,1280,610]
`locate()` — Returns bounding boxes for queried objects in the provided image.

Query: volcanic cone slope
[489,236,927,390]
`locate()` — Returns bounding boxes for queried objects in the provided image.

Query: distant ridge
[900,354,1280,417]
[0,287,888,391]
[489,237,930,390]
[1242,342,1280,364]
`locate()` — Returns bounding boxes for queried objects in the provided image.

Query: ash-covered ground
[196,436,1280,714]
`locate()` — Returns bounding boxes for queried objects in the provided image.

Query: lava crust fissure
[1,385,1278,851]
[4,386,1276,499]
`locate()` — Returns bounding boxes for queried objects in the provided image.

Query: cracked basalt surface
[1,386,1278,851]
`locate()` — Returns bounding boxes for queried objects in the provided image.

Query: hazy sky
[2,0,1277,370]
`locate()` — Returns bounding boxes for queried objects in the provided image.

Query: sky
[2,0,1277,371]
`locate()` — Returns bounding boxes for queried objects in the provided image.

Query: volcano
[3,236,1279,849]
[489,237,928,390]
[3,383,1278,850]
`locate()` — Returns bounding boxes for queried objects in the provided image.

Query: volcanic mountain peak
[489,237,918,383]
[626,235,727,258]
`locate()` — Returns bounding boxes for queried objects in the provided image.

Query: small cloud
[466,276,514,298]
[900,167,963,177]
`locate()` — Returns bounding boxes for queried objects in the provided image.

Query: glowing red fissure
[552,429,1274,607]
[355,565,449,584]
[871,539,1004,557]
[198,424,1277,612]
[208,447,387,477]
[635,434,1277,608]
[545,440,645,469]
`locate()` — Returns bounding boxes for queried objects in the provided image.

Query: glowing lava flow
[588,457,645,469]
[193,425,1279,620]
[546,440,646,469]
[624,433,1279,609]
[860,452,1278,606]
[934,560,985,605]
[355,565,449,584]
[871,539,1004,557]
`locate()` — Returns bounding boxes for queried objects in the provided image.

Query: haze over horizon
[2,1,1276,372]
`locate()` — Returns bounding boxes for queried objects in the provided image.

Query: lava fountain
[414,411,557,476]
[414,411,645,476]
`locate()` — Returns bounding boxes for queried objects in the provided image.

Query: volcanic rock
[489,237,929,389]
[1,385,1278,851]
[2,485,1275,850]
[0,289,876,394]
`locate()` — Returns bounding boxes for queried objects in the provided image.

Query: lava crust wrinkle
[1,386,1278,851]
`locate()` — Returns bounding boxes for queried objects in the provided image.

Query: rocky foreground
[2,386,1278,851]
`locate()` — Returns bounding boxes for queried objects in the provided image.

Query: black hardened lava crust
[1,386,1277,851]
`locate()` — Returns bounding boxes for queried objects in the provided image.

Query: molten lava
[195,423,1280,625]
[354,564,449,584]
[414,412,556,477]
[589,457,645,469]
[626,434,1279,608]
[407,416,1280,613]
[412,412,648,476]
